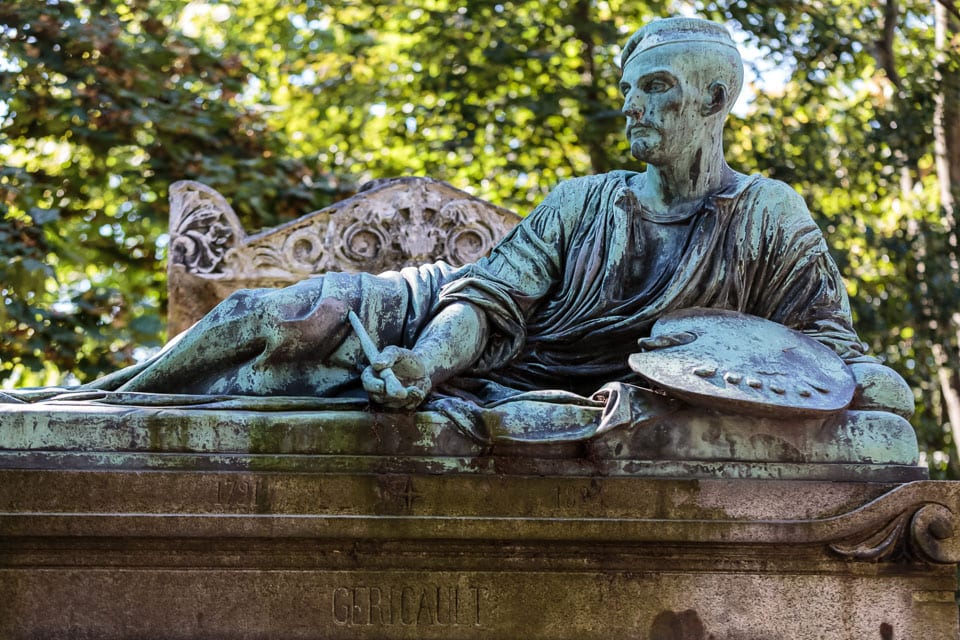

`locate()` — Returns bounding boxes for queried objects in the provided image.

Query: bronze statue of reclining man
[6,17,914,446]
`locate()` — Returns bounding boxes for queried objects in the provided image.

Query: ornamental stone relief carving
[166,178,519,335]
[168,181,245,275]
[830,501,960,564]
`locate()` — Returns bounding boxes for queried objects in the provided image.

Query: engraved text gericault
[331,585,485,627]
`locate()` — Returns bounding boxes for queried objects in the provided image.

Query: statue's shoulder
[736,176,827,248]
[549,170,641,197]
[530,172,639,224]
[741,174,810,216]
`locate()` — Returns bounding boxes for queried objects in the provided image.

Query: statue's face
[620,47,707,165]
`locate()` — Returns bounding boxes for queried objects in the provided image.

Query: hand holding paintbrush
[349,310,430,409]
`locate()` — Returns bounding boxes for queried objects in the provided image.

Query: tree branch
[875,0,903,91]
[571,0,610,175]
[933,343,960,456]
[935,0,960,25]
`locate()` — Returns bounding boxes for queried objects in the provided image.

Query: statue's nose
[622,91,645,120]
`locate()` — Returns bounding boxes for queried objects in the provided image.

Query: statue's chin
[630,140,655,163]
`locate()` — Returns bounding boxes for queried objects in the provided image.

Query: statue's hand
[361,346,432,410]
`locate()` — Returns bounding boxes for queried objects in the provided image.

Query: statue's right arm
[415,301,489,384]
[361,301,488,409]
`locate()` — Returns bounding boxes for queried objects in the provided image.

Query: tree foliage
[3,0,959,477]
[1,0,341,384]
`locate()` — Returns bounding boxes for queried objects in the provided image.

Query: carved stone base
[1,465,958,638]
[0,399,949,637]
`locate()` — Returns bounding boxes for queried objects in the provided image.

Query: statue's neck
[639,143,734,215]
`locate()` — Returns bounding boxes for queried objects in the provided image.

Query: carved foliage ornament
[167,178,519,282]
[168,181,244,274]
[240,182,515,276]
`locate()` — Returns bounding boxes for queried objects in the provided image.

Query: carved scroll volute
[168,181,246,275]
[335,213,392,272]
[830,502,960,564]
[281,225,340,275]
[909,503,960,563]
[441,199,513,265]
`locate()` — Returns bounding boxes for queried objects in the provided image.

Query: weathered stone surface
[0,400,943,637]
[0,471,957,639]
[0,398,924,480]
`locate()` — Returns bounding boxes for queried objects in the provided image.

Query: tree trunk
[933,0,960,452]
[571,0,611,175]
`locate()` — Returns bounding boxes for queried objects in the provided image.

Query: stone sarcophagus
[166,177,519,336]
[1,458,959,639]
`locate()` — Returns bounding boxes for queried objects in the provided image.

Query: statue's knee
[849,362,914,419]
[222,288,266,314]
[198,288,276,326]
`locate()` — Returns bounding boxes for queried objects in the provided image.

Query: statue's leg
[83,268,423,397]
[110,284,350,395]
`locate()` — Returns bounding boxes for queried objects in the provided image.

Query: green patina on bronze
[0,17,920,476]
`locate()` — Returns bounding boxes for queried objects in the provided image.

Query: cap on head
[621,17,738,69]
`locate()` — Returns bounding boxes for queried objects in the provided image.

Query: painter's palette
[628,308,855,417]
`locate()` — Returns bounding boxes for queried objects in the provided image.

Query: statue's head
[620,18,743,164]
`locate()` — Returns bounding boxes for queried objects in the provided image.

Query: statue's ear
[701,80,728,116]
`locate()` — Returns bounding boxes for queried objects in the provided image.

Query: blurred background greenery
[2,0,959,476]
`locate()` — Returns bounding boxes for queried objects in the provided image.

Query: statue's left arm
[746,181,913,417]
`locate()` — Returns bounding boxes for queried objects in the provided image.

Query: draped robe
[440,171,865,387]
